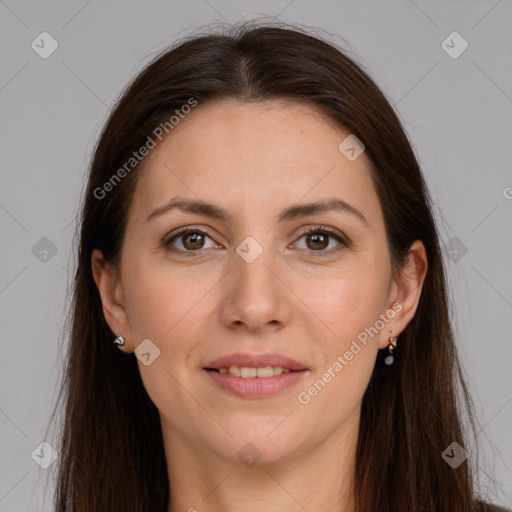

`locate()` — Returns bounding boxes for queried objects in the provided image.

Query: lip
[203,352,309,399]
[204,369,307,398]
[204,352,308,371]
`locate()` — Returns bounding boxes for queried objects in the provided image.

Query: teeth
[257,367,275,377]
[241,367,257,378]
[228,366,241,377]
[219,366,290,378]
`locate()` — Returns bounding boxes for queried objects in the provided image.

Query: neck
[163,407,360,512]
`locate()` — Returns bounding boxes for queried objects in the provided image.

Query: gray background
[1,0,511,510]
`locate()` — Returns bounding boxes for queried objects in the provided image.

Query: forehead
[129,99,382,227]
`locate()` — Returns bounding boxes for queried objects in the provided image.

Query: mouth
[205,365,297,377]
[203,353,308,398]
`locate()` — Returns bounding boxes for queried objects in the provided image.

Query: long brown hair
[46,21,499,511]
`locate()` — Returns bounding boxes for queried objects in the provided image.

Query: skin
[92,99,427,512]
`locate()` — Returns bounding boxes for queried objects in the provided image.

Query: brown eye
[306,233,329,250]
[292,227,348,255]
[164,229,218,253]
[182,232,205,250]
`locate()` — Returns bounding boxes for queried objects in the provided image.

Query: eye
[164,227,220,253]
[163,225,348,256]
[291,226,348,255]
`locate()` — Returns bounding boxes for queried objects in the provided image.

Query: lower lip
[204,369,307,398]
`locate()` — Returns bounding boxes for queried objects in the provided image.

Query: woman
[48,22,509,512]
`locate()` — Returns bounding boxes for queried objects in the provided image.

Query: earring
[384,336,398,366]
[113,336,125,350]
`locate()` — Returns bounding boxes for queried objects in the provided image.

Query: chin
[206,419,310,466]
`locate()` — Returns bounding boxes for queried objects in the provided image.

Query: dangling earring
[384,336,398,366]
[113,336,125,350]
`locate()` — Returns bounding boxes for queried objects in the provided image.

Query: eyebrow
[145,197,369,227]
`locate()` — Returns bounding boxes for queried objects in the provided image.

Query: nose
[218,247,291,333]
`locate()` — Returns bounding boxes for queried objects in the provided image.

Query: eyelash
[293,226,349,256]
[163,225,349,258]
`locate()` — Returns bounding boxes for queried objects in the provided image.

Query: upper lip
[204,353,308,371]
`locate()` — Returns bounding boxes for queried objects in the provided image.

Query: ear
[91,248,133,352]
[379,240,428,349]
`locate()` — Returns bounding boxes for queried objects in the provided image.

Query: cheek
[298,260,391,413]
[122,259,190,342]
[294,273,386,421]
[120,261,209,410]
[294,261,390,348]
[122,258,222,362]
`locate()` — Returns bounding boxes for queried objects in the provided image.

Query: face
[94,99,419,466]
